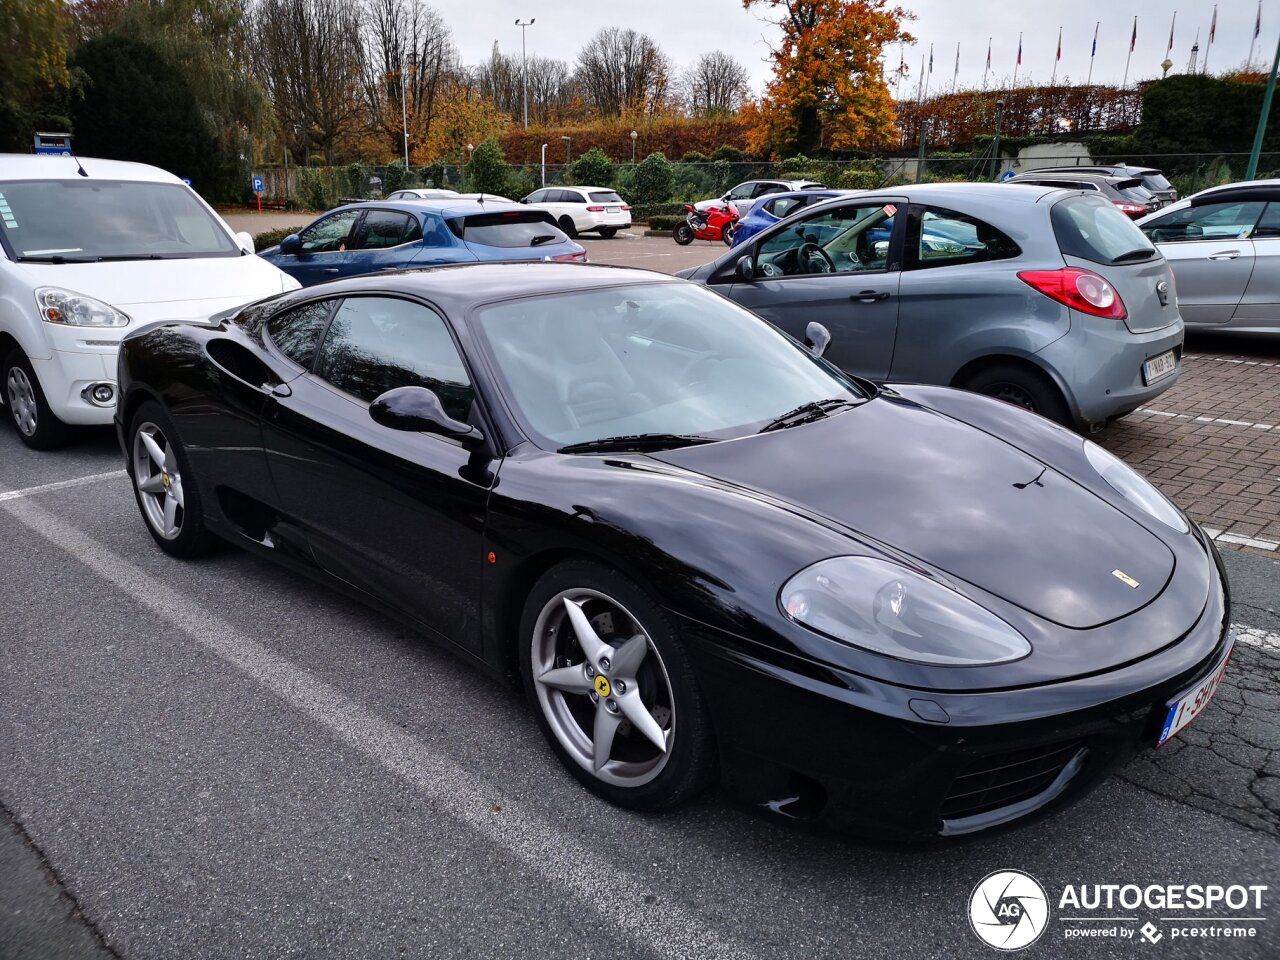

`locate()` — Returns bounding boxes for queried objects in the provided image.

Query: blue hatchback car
[731,190,851,247]
[259,199,587,286]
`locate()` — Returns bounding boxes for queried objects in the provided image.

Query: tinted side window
[906,207,1019,269]
[526,189,548,203]
[1140,200,1266,243]
[313,297,474,421]
[268,300,334,368]
[353,210,421,250]
[1253,202,1280,239]
[298,210,361,253]
[726,182,756,200]
[557,189,584,204]
[767,196,808,219]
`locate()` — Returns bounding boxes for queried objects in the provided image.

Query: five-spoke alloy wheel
[521,561,714,810]
[128,401,217,557]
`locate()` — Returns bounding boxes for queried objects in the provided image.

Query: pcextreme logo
[969,870,1050,951]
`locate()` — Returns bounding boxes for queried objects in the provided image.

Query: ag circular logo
[969,869,1050,951]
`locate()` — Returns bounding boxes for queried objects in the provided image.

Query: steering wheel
[798,242,835,273]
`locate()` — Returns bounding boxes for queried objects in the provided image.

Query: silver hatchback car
[679,183,1184,429]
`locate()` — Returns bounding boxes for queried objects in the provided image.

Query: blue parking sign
[251,175,264,193]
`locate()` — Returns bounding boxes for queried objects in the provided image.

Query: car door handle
[852,290,890,302]
[323,267,341,274]
[1208,250,1241,260]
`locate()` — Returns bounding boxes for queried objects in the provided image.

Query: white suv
[521,186,631,238]
[0,154,298,449]
[696,179,828,218]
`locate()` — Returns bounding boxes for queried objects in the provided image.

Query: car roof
[557,185,618,192]
[1010,172,1129,185]
[293,262,673,314]
[904,181,1065,204]
[1189,178,1280,206]
[0,153,185,184]
[327,198,527,217]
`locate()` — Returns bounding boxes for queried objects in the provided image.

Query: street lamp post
[515,18,535,129]
[561,134,571,166]
[630,129,638,163]
[540,143,548,186]
[400,55,411,169]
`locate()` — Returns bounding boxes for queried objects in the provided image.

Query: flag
[1056,26,1063,61]
[1256,1,1263,39]
[1130,17,1138,52]
[1017,35,1022,65]
[1167,12,1176,55]
[929,43,934,73]
[1209,6,1217,43]
[986,38,992,68]
[1091,22,1099,57]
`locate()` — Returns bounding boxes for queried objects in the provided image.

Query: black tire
[672,223,694,245]
[962,363,1071,426]
[557,216,578,239]
[519,559,716,811]
[721,224,735,245]
[127,400,219,558]
[597,226,618,238]
[3,349,71,450]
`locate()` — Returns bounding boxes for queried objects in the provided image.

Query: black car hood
[651,396,1174,630]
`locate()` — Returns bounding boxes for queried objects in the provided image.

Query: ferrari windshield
[0,179,239,261]
[474,282,867,449]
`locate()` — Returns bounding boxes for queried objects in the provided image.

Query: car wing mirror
[736,256,755,281]
[369,386,485,447]
[235,231,255,254]
[873,240,890,258]
[279,234,301,254]
[804,321,831,359]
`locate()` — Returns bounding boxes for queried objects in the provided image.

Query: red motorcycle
[673,202,739,246]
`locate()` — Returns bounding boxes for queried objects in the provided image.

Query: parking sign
[251,175,264,193]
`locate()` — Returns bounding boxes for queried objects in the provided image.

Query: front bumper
[30,347,119,426]
[681,535,1231,841]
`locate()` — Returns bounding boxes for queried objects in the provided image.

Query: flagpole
[1123,16,1136,87]
[1013,32,1021,87]
[1051,26,1062,86]
[983,37,992,90]
[953,42,960,93]
[1203,4,1216,74]
[917,54,925,102]
[923,43,933,101]
[1086,21,1099,86]
[1250,1,1262,71]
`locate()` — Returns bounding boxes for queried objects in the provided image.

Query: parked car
[1026,164,1177,207]
[385,188,460,200]
[732,189,853,246]
[1003,172,1159,219]
[1136,179,1280,336]
[258,199,586,286]
[696,179,828,219]
[678,183,1184,429]
[520,186,631,238]
[116,261,1230,841]
[0,153,297,450]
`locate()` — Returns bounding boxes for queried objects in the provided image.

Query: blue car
[731,190,851,247]
[259,199,587,286]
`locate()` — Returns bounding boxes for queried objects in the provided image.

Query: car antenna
[67,146,89,178]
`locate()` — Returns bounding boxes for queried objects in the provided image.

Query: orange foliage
[744,0,913,157]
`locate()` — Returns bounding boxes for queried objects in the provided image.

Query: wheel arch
[949,353,1080,422]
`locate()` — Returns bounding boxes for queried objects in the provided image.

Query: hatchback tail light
[621,205,631,211]
[1113,201,1148,218]
[586,205,605,212]
[554,251,589,262]
[1018,267,1127,320]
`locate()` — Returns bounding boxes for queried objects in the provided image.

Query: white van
[0,154,299,449]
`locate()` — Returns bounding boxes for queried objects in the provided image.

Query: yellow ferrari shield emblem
[1111,569,1140,589]
[594,675,612,698]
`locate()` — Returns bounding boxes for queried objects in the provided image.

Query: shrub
[382,159,408,195]
[680,150,710,164]
[568,147,614,186]
[297,167,329,210]
[505,166,538,200]
[252,226,305,251]
[645,215,683,231]
[468,139,510,195]
[710,145,747,163]
[343,163,368,199]
[630,201,686,222]
[632,152,675,206]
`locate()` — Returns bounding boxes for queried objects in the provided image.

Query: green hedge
[631,202,686,222]
[252,226,304,250]
[646,215,683,231]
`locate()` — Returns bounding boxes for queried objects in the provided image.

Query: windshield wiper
[95,254,168,261]
[16,254,98,264]
[529,234,557,246]
[1111,248,1155,263]
[759,397,860,433]
[558,433,719,454]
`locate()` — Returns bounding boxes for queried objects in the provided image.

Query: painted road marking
[0,471,126,502]
[1203,527,1280,553]
[0,494,746,960]
[1235,625,1280,653]
[1132,407,1276,431]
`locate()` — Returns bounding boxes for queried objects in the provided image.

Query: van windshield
[0,179,239,262]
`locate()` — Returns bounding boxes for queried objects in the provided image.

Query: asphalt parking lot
[4,228,1280,959]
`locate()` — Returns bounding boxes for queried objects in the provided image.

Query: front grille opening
[940,741,1084,820]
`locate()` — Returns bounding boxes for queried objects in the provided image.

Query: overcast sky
[450,1,1274,97]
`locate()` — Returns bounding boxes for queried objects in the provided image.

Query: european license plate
[1143,350,1177,385]
[1156,655,1230,747]
[606,206,620,213]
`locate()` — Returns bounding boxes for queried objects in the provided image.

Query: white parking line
[1185,354,1280,370]
[1235,625,1280,653]
[1202,527,1280,553]
[0,470,126,502]
[0,494,746,960]
[1132,407,1276,431]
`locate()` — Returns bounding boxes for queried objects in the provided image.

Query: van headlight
[1084,440,1188,533]
[35,287,130,327]
[780,556,1031,666]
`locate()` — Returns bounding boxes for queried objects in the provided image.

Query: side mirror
[804,321,831,359]
[736,256,755,281]
[369,386,484,447]
[279,234,301,255]
[236,231,255,254]
[873,240,890,258]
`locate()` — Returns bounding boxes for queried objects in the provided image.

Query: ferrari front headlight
[780,556,1031,666]
[1084,440,1188,533]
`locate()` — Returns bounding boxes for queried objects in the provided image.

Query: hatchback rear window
[588,191,624,204]
[1139,173,1173,192]
[447,212,568,248]
[1051,196,1157,264]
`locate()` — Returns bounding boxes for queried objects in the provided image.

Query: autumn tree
[679,51,750,117]
[574,27,670,117]
[0,0,75,150]
[744,0,912,156]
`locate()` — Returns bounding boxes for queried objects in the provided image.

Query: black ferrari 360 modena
[115,262,1232,840]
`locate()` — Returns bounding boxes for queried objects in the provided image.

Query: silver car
[679,183,1184,429]
[1137,180,1280,336]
